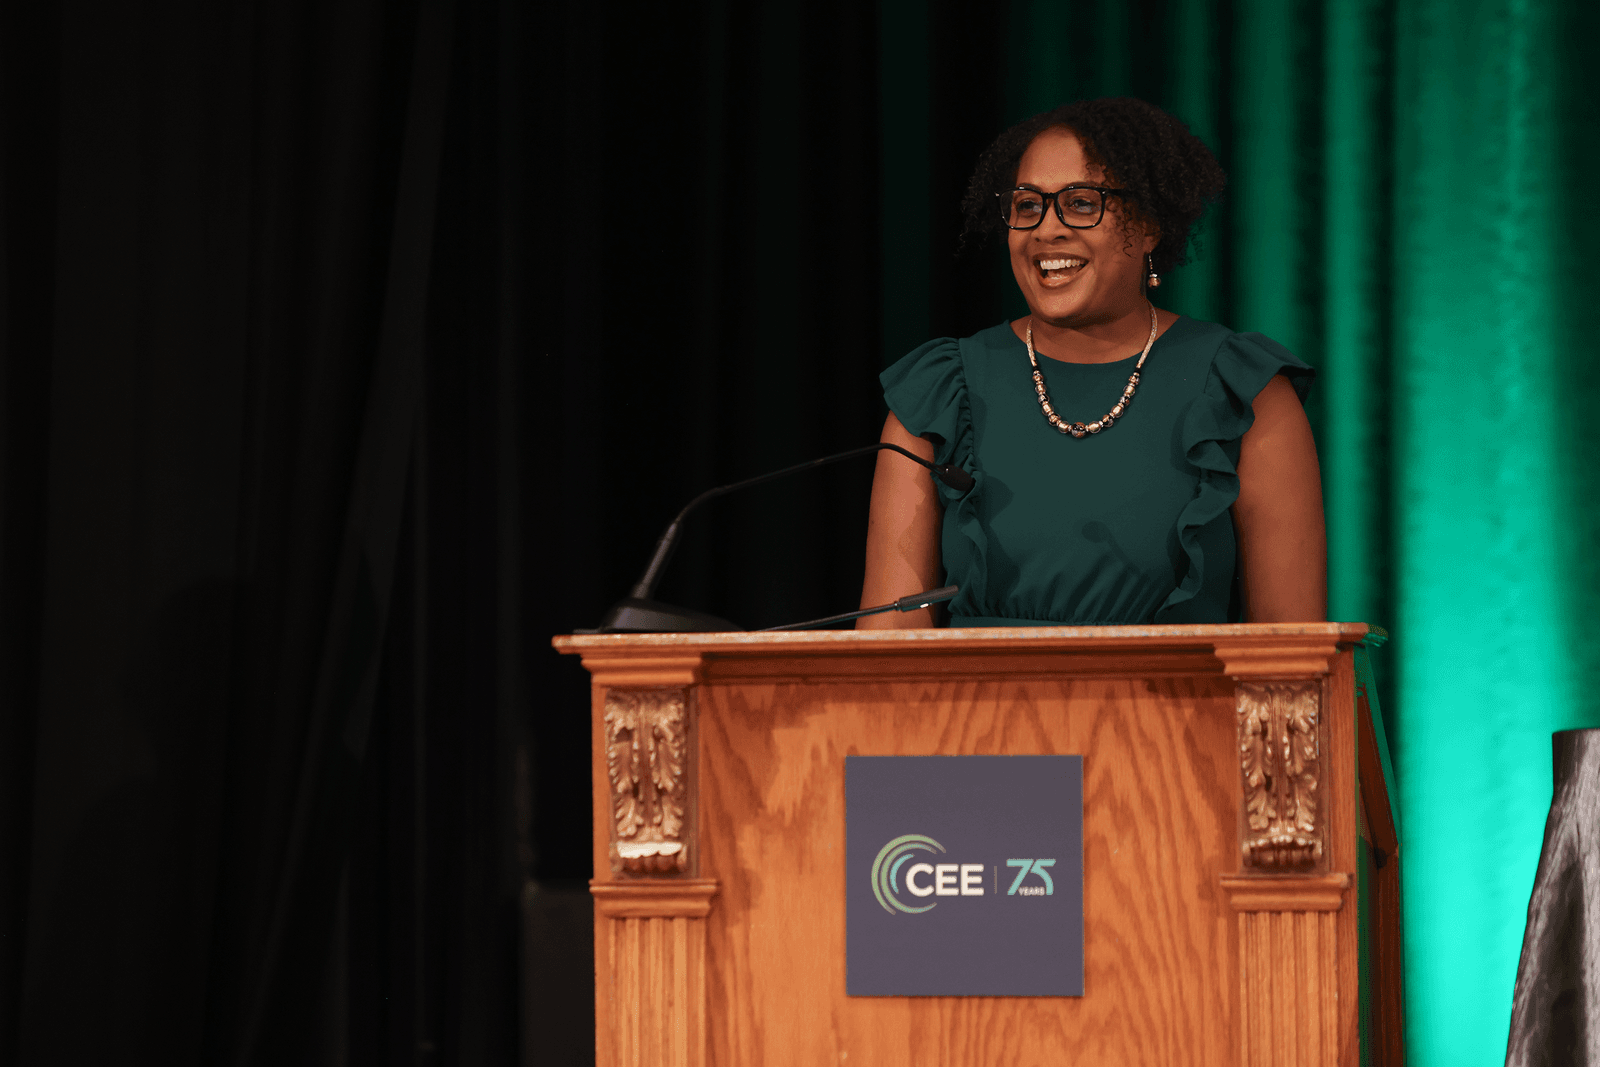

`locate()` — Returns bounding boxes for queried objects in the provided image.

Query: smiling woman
[860,97,1326,628]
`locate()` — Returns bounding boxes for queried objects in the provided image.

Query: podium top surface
[553,621,1370,654]
[554,623,1373,685]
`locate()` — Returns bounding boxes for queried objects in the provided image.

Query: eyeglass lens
[1005,188,1106,229]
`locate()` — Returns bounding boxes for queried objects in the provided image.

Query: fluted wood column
[1214,638,1356,1067]
[582,651,717,1067]
[591,881,718,1067]
[1221,875,1350,1066]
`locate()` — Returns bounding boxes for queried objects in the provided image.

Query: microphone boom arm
[628,442,970,602]
[759,585,959,631]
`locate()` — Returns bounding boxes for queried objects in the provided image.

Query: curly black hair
[960,98,1226,275]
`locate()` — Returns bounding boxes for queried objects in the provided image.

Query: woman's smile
[1033,253,1088,283]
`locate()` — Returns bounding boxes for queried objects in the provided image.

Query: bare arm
[1233,375,1327,622]
[858,413,943,628]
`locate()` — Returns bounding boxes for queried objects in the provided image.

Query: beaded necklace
[1026,304,1158,438]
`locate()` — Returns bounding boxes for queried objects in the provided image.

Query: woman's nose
[1039,200,1072,234]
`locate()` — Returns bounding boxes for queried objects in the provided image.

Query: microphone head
[935,465,975,493]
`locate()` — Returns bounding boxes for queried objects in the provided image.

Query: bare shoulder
[859,412,941,627]
[1237,373,1317,498]
[1249,373,1305,426]
[1234,373,1325,622]
[881,410,934,456]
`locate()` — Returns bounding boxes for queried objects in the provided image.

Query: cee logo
[869,834,1058,915]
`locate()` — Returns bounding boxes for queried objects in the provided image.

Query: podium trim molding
[1220,873,1352,912]
[590,879,720,918]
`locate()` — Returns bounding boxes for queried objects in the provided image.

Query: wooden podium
[552,623,1402,1067]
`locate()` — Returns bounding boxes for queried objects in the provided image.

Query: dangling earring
[1146,253,1161,289]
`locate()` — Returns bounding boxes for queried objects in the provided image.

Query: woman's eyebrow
[1013,182,1098,191]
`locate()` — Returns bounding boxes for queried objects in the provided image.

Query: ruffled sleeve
[1154,331,1315,623]
[880,338,968,466]
[879,337,989,613]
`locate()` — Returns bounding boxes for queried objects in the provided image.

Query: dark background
[0,0,917,1062]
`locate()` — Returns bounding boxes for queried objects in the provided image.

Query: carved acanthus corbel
[1237,680,1323,868]
[604,688,690,874]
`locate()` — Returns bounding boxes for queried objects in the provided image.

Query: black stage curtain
[0,0,882,1064]
[0,0,512,1061]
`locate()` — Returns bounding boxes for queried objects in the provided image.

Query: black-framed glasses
[998,185,1125,230]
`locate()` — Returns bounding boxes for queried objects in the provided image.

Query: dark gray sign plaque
[846,754,1084,997]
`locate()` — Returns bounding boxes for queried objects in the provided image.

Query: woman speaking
[860,98,1325,628]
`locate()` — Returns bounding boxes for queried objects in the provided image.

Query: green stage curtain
[880,1,1600,1061]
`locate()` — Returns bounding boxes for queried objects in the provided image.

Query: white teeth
[1038,258,1084,271]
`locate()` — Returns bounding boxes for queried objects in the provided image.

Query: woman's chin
[1021,271,1103,319]
[1025,284,1151,330]
[1025,292,1094,326]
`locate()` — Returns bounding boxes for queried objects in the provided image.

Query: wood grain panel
[697,675,1242,1067]
[1236,910,1339,1067]
[1356,683,1405,1067]
[599,913,708,1067]
[1326,667,1360,1067]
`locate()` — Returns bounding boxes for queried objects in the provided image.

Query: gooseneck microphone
[589,443,973,633]
[759,585,960,631]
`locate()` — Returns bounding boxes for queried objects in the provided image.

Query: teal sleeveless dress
[880,317,1314,626]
